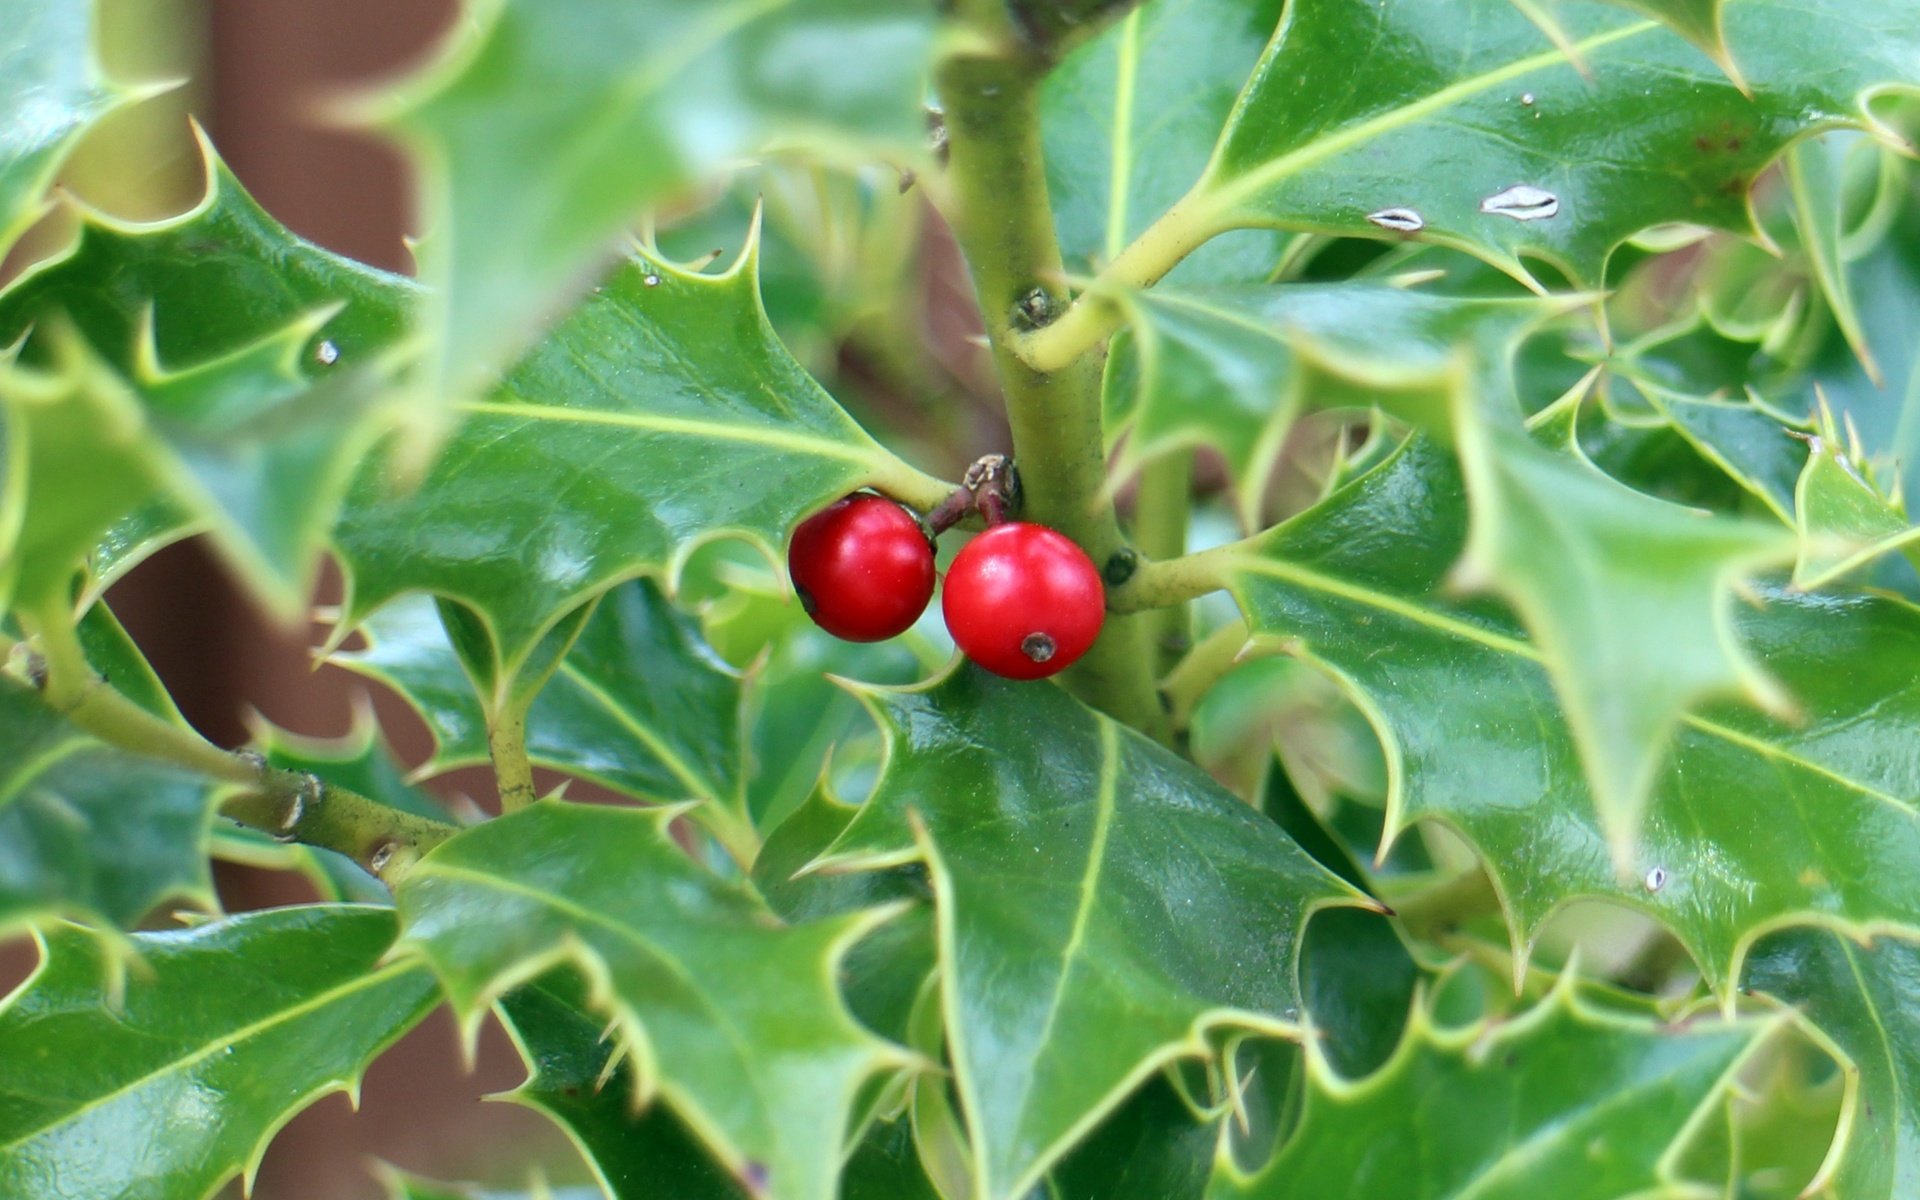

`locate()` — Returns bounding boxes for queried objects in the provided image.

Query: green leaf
[0,904,440,1200]
[395,800,913,1200]
[1047,1074,1217,1200]
[1453,394,1794,866]
[1185,0,1920,288]
[0,0,125,254]
[1211,981,1775,1199]
[1041,0,1289,283]
[1216,436,1920,989]
[1516,0,1741,81]
[495,974,741,1200]
[380,1171,606,1200]
[379,0,938,400]
[1744,928,1920,1200]
[1790,405,1920,588]
[813,665,1364,1200]
[1103,284,1556,520]
[0,679,216,936]
[336,582,749,820]
[0,144,416,618]
[333,246,949,685]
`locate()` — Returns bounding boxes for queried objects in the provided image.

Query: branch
[936,40,1167,735]
[1010,187,1229,373]
[17,609,458,884]
[1104,541,1236,614]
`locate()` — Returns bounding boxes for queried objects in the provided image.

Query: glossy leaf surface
[1212,984,1772,1199]
[0,150,415,616]
[1104,284,1552,514]
[1195,0,1920,285]
[0,905,439,1200]
[333,248,948,681]
[1745,929,1920,1200]
[816,666,1362,1200]
[1456,399,1794,863]
[395,801,910,1200]
[1218,438,1920,989]
[1041,0,1287,283]
[337,582,748,818]
[382,0,938,399]
[496,975,741,1200]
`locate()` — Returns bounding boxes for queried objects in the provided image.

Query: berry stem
[936,33,1166,737]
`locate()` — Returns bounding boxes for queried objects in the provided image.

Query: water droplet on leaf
[1643,867,1668,893]
[314,339,339,366]
[642,272,663,288]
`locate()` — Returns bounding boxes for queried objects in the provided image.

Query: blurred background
[5,1,586,1194]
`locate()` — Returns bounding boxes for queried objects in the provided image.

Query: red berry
[942,522,1104,680]
[788,494,936,642]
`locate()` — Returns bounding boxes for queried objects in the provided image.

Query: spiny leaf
[1102,284,1556,520]
[1454,394,1794,868]
[1517,0,1741,82]
[1041,0,1289,283]
[376,0,938,403]
[1744,928,1920,1200]
[395,800,913,1200]
[1790,404,1920,587]
[812,665,1365,1200]
[0,679,217,937]
[1187,0,1919,288]
[0,905,440,1200]
[0,0,125,254]
[0,142,416,618]
[335,582,749,822]
[495,974,742,1200]
[332,245,950,687]
[1215,437,1920,991]
[1210,981,1776,1199]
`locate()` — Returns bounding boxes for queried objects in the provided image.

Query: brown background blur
[3,1,587,1195]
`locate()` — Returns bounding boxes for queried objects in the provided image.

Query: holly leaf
[1102,284,1558,520]
[1515,0,1741,82]
[0,905,440,1200]
[1212,437,1920,990]
[0,0,128,254]
[494,974,742,1200]
[1179,0,1919,289]
[1744,928,1919,1200]
[332,245,950,689]
[1211,981,1777,1199]
[1790,406,1920,588]
[1453,395,1794,868]
[394,801,914,1200]
[0,680,217,938]
[1040,0,1289,283]
[335,582,749,824]
[0,142,416,618]
[375,0,938,402]
[811,665,1366,1200]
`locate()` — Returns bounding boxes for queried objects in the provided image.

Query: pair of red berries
[787,494,1104,680]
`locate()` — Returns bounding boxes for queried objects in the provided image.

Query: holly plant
[6,0,1920,1197]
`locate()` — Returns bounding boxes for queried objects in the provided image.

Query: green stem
[1159,617,1251,729]
[20,606,457,883]
[937,43,1166,736]
[489,705,539,813]
[1131,452,1195,678]
[1012,186,1228,373]
[1105,541,1238,614]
